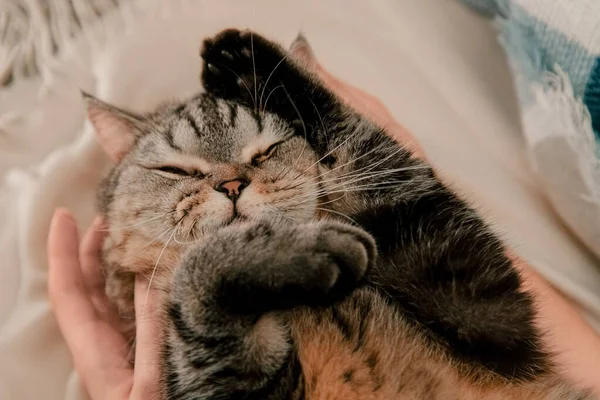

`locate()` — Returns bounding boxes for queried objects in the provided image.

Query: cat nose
[215,179,249,199]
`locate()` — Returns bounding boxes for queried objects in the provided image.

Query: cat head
[87,91,325,248]
[86,35,389,274]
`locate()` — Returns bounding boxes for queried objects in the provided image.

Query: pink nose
[215,179,249,199]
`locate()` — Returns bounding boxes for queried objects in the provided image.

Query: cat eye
[251,141,282,166]
[156,166,189,175]
[152,166,205,178]
[321,154,337,167]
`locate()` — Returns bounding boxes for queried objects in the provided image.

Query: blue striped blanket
[459,0,600,259]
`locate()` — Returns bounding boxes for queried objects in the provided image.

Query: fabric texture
[1,0,600,399]
[460,0,600,261]
[0,0,125,87]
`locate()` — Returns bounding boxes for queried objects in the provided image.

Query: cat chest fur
[289,289,583,400]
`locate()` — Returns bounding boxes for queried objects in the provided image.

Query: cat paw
[200,29,289,107]
[311,222,377,291]
[175,220,377,314]
[226,221,376,312]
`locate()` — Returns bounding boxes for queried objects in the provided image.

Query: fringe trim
[496,12,600,259]
[525,67,600,200]
[0,0,127,87]
[496,11,600,195]
[524,69,600,256]
[526,68,598,160]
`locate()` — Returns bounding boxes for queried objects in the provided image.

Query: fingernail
[92,215,107,230]
[48,208,79,247]
[53,207,74,224]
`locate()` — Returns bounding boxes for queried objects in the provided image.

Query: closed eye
[151,166,205,179]
[156,166,190,175]
[251,141,283,166]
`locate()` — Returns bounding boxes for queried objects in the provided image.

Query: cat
[86,29,594,399]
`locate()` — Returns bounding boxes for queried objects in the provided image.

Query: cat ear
[289,33,318,70]
[82,92,144,162]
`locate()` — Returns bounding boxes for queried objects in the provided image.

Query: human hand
[47,209,163,400]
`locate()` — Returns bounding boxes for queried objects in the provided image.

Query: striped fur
[89,29,594,399]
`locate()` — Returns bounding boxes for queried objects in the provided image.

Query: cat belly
[290,289,579,400]
[291,289,460,399]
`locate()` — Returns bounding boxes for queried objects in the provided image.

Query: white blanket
[1,1,599,399]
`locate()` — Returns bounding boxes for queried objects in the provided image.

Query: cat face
[89,93,324,250]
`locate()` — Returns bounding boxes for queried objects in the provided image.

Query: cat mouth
[227,209,248,225]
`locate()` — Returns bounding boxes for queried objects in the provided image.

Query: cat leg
[356,188,551,383]
[163,220,375,400]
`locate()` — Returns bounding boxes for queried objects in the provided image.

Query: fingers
[79,216,114,315]
[80,216,108,292]
[48,209,132,399]
[131,275,164,399]
[48,209,97,327]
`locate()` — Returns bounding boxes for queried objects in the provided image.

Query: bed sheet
[0,1,598,399]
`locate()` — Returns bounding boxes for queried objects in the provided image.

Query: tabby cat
[87,29,593,399]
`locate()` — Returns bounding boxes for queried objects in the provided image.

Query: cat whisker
[293,114,405,181]
[313,178,413,197]
[173,218,206,245]
[250,31,258,111]
[274,156,301,181]
[283,128,382,185]
[318,181,412,196]
[308,96,329,148]
[304,183,419,205]
[187,217,198,239]
[288,114,417,184]
[274,165,292,181]
[267,205,299,223]
[144,225,179,249]
[317,165,430,188]
[285,190,345,209]
[298,132,355,177]
[317,145,415,184]
[171,186,193,197]
[258,50,293,111]
[290,166,418,201]
[314,207,359,226]
[316,193,348,207]
[275,178,312,192]
[94,210,176,233]
[142,217,183,318]
[275,91,332,181]
[262,84,284,112]
[312,142,403,183]
[282,85,309,175]
[287,175,416,208]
